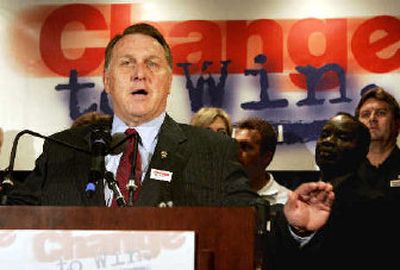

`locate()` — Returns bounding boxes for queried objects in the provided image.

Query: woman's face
[208,116,229,134]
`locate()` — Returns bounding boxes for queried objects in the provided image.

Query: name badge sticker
[150,169,173,182]
[390,179,400,188]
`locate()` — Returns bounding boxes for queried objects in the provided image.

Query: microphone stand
[127,179,137,207]
[104,171,126,207]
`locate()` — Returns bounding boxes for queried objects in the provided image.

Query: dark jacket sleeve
[6,140,50,205]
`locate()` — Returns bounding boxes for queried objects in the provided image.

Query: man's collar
[111,113,166,151]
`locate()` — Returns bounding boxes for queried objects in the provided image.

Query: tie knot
[125,128,137,136]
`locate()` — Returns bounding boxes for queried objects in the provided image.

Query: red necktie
[114,128,142,206]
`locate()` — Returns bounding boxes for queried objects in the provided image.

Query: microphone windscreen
[109,133,128,155]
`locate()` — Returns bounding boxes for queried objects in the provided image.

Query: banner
[0,229,195,269]
[0,0,399,170]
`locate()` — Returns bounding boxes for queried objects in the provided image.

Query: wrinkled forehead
[325,115,359,134]
[360,98,390,110]
[234,128,261,142]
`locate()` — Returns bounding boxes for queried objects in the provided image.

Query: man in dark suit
[7,22,336,244]
[7,23,259,207]
[7,23,342,270]
[265,112,397,270]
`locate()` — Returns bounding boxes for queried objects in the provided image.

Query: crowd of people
[1,22,399,269]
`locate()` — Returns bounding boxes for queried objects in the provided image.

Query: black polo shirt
[357,145,400,202]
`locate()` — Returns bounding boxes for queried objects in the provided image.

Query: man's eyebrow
[119,55,134,60]
[146,55,164,61]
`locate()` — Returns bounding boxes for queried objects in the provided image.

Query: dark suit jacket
[264,172,398,270]
[7,114,259,207]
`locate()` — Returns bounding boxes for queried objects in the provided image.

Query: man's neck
[250,171,271,191]
[322,172,353,189]
[112,113,166,132]
[367,140,396,167]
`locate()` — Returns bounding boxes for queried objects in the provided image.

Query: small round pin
[161,150,168,159]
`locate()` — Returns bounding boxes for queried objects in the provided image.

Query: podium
[0,206,256,269]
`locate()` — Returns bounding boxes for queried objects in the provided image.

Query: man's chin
[316,159,337,171]
[370,135,382,141]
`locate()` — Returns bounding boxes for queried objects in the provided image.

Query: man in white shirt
[233,117,290,207]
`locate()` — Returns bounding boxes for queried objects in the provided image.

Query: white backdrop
[0,0,399,170]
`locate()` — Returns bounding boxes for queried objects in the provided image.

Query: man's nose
[369,111,378,122]
[322,134,336,144]
[238,151,246,161]
[132,62,146,81]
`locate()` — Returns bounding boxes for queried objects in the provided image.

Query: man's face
[233,128,271,177]
[358,98,399,145]
[316,115,362,173]
[103,33,172,126]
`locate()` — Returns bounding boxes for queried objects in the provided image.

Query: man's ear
[262,151,274,168]
[166,70,173,95]
[396,119,400,131]
[103,69,110,94]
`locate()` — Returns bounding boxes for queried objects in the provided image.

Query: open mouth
[319,150,334,158]
[317,147,336,160]
[130,89,148,96]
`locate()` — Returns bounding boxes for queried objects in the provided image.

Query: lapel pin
[160,150,168,159]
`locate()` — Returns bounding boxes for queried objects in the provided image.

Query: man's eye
[376,110,388,117]
[121,60,133,66]
[147,61,160,71]
[339,134,352,141]
[360,111,371,119]
[240,144,251,151]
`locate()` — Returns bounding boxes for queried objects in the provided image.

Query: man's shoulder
[51,124,89,138]
[47,124,92,149]
[178,122,236,144]
[161,115,237,152]
[390,145,400,160]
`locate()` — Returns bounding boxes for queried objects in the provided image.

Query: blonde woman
[190,107,232,136]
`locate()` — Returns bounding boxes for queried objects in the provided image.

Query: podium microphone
[0,129,90,197]
[84,130,135,197]
[85,127,111,197]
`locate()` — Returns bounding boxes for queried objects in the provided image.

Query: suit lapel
[136,115,188,206]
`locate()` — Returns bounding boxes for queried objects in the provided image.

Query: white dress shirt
[103,113,165,206]
[257,172,289,205]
